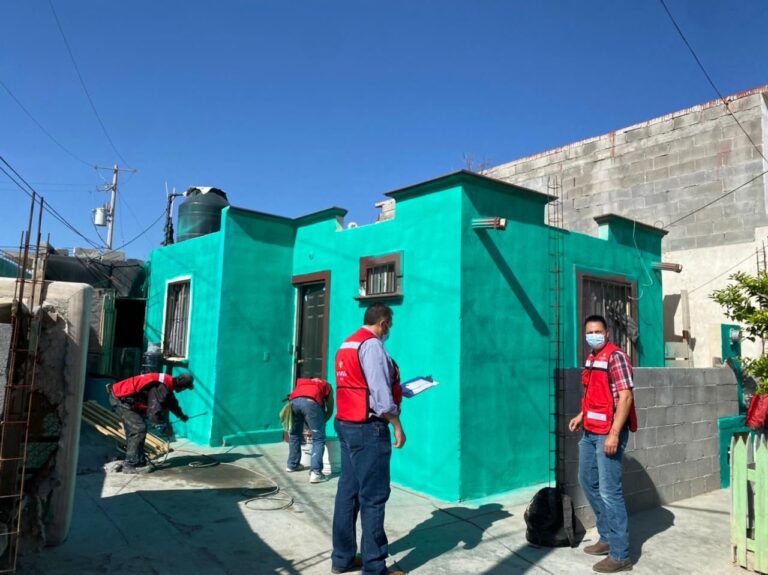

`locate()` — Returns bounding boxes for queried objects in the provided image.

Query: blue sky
[2,1,767,258]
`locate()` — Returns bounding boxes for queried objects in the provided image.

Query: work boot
[592,556,632,573]
[122,462,153,475]
[583,541,610,556]
[330,555,362,573]
[286,464,307,472]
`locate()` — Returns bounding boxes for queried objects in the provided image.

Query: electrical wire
[664,169,768,229]
[149,449,294,511]
[688,243,764,294]
[0,77,96,169]
[0,154,103,249]
[47,0,130,168]
[658,0,767,164]
[109,210,165,252]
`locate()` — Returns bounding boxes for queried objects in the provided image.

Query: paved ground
[21,433,743,574]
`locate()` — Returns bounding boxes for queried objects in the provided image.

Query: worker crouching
[108,372,194,473]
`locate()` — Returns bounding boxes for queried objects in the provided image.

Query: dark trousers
[331,419,392,575]
[111,400,148,467]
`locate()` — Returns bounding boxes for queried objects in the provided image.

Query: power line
[689,242,764,294]
[109,210,166,252]
[47,0,130,167]
[0,77,96,168]
[0,154,102,249]
[664,168,768,229]
[658,0,767,164]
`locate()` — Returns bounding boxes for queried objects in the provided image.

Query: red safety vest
[289,378,332,405]
[335,327,402,422]
[112,372,174,399]
[581,343,638,434]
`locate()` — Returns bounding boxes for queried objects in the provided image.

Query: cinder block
[717,383,737,402]
[685,440,705,462]
[636,428,658,449]
[656,425,676,446]
[673,386,694,405]
[693,420,715,439]
[648,406,669,427]
[659,463,682,485]
[634,408,648,430]
[656,386,674,406]
[705,474,721,492]
[674,480,692,501]
[690,477,708,497]
[666,406,687,425]
[633,387,655,408]
[657,483,677,504]
[693,385,717,404]
[674,422,694,444]
[717,401,739,417]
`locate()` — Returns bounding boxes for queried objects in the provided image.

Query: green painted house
[145,171,665,501]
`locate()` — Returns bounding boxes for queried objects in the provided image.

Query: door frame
[291,271,331,383]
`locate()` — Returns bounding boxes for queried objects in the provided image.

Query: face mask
[381,331,390,343]
[586,334,605,350]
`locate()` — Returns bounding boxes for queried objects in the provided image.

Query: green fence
[732,432,768,574]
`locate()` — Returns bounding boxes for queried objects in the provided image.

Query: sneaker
[584,541,610,556]
[285,464,307,472]
[309,471,328,483]
[592,556,632,573]
[331,555,363,573]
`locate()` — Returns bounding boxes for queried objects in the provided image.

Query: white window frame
[161,275,192,360]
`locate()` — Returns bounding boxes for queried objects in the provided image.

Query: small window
[358,253,402,299]
[163,279,191,358]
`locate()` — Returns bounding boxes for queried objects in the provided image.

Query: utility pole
[106,164,119,250]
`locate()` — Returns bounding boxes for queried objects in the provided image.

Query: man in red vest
[285,377,334,483]
[331,303,405,575]
[569,315,637,573]
[108,372,194,474]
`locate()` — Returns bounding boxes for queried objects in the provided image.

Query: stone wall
[560,367,738,526]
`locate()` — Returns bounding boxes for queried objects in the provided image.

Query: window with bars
[578,273,638,362]
[163,279,191,358]
[358,253,402,299]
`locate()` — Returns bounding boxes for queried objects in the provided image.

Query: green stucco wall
[292,186,464,501]
[459,181,554,499]
[458,179,664,499]
[212,209,296,446]
[144,171,665,501]
[146,232,224,445]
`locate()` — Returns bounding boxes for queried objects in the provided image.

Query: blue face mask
[586,333,606,350]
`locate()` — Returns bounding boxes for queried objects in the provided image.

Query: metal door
[296,282,326,379]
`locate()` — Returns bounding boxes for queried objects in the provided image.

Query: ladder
[546,176,566,487]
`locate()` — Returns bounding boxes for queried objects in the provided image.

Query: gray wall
[560,367,739,527]
[486,89,768,252]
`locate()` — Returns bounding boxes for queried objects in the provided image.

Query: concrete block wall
[560,367,738,527]
[486,88,768,252]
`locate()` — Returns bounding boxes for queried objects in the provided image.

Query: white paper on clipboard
[401,376,439,398]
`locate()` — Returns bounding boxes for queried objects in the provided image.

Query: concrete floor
[22,434,743,574]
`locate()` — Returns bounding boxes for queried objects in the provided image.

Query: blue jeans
[332,419,392,575]
[578,429,630,561]
[287,397,326,473]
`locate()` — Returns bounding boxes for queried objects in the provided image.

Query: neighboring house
[485,84,768,368]
[145,170,665,501]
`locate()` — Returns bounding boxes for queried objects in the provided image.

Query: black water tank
[177,187,229,242]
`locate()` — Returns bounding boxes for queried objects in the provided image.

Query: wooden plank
[82,401,171,459]
[755,434,768,574]
[732,435,748,567]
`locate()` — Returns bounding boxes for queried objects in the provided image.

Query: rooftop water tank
[177,187,229,242]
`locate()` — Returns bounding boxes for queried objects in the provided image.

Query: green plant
[711,271,768,395]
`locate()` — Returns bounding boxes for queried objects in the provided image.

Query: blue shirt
[358,328,399,417]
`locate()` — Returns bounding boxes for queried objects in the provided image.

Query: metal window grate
[164,280,190,357]
[366,262,396,295]
[581,276,637,361]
